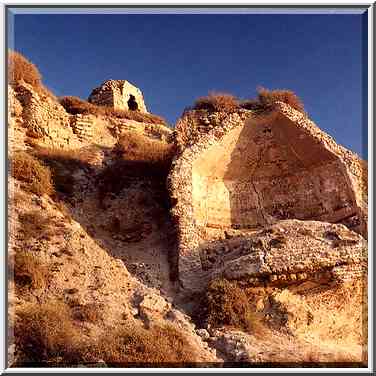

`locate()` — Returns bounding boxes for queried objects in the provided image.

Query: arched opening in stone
[127,95,139,111]
[192,113,357,234]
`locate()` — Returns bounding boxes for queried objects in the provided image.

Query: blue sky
[8,11,368,158]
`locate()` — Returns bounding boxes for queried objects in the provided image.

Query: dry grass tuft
[241,87,305,114]
[10,151,54,196]
[71,303,104,323]
[18,210,64,242]
[12,251,49,292]
[59,96,168,125]
[33,146,91,197]
[15,306,198,366]
[14,300,82,366]
[8,50,56,99]
[205,278,264,334]
[84,323,198,367]
[115,131,176,167]
[192,92,239,113]
[8,50,41,88]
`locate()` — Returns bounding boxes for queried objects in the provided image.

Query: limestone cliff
[169,102,367,292]
[8,72,368,367]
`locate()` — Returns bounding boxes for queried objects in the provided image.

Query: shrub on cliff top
[192,91,240,113]
[8,50,42,88]
[10,151,54,196]
[8,50,55,99]
[241,87,305,114]
[188,88,305,115]
[59,96,168,125]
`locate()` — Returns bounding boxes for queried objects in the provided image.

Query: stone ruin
[88,79,148,113]
[70,114,94,142]
[169,102,368,292]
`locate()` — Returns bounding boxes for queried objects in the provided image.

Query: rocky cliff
[7,64,368,367]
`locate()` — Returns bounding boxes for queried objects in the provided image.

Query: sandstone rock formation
[88,80,148,112]
[169,102,367,292]
[9,82,78,150]
[8,55,368,365]
[8,81,172,153]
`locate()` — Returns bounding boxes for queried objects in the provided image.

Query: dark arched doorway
[127,95,139,111]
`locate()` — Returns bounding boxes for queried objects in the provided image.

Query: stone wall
[107,117,173,142]
[169,102,368,292]
[71,114,94,142]
[88,80,148,113]
[8,83,122,151]
[11,82,83,150]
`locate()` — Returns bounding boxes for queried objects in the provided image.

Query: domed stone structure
[88,79,148,112]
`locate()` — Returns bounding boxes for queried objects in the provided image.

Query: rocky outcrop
[9,83,132,151]
[88,80,148,113]
[107,117,173,142]
[169,102,367,292]
[9,82,83,150]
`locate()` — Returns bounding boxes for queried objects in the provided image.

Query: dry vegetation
[14,301,82,366]
[18,210,53,242]
[18,210,66,242]
[12,251,49,292]
[59,96,168,125]
[204,278,264,334]
[116,131,175,168]
[84,323,199,367]
[8,50,55,99]
[8,50,41,88]
[11,147,90,200]
[32,146,91,197]
[70,302,104,323]
[10,151,54,197]
[192,92,239,113]
[189,88,305,115]
[240,87,305,114]
[14,300,199,367]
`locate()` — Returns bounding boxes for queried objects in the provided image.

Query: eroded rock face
[88,80,148,113]
[11,82,81,149]
[169,102,367,292]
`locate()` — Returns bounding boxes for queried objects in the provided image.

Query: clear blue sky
[9,11,368,158]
